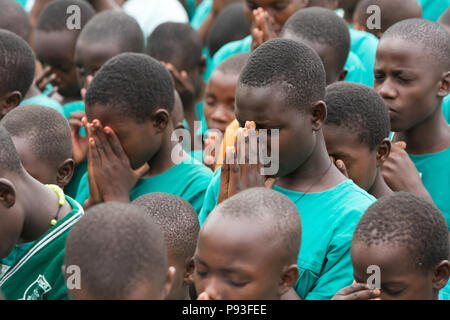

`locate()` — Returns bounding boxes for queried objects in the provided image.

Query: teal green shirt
[410,147,450,230]
[20,95,64,115]
[439,281,450,300]
[348,26,379,87]
[199,169,376,300]
[206,34,368,86]
[191,0,212,29]
[62,100,85,120]
[0,242,35,279]
[443,96,449,124]
[75,156,213,214]
[0,196,83,300]
[418,0,450,21]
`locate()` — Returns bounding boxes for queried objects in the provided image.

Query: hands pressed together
[218,121,277,204]
[81,117,149,209]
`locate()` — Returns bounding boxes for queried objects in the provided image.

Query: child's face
[85,105,161,170]
[351,242,438,300]
[34,30,81,98]
[74,40,123,90]
[374,39,445,132]
[338,0,358,10]
[194,217,286,299]
[203,71,238,133]
[11,137,56,185]
[323,124,378,191]
[244,0,306,32]
[235,84,317,178]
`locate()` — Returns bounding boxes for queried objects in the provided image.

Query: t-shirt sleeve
[198,168,221,226]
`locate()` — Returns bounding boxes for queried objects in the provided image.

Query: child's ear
[163,266,177,299]
[0,91,22,118]
[151,108,171,131]
[311,100,327,131]
[375,138,391,167]
[57,159,75,189]
[183,257,195,285]
[338,69,348,82]
[437,71,450,98]
[0,178,16,209]
[277,264,299,297]
[432,260,450,290]
[198,55,207,76]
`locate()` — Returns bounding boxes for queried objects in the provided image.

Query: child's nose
[377,79,397,99]
[204,278,224,300]
[211,106,230,123]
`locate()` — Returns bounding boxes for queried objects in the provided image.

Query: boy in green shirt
[333,192,449,300]
[76,53,212,213]
[199,39,375,300]
[323,82,393,199]
[196,188,301,300]
[0,126,83,300]
[375,19,450,230]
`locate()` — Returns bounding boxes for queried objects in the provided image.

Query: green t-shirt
[443,96,449,124]
[191,0,212,29]
[439,281,450,300]
[410,147,450,230]
[62,100,85,120]
[418,0,450,21]
[75,156,213,214]
[348,26,379,87]
[0,196,84,300]
[20,95,64,115]
[199,169,375,300]
[0,242,34,279]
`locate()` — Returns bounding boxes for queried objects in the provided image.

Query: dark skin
[11,137,74,189]
[194,214,299,300]
[33,30,82,104]
[67,267,176,300]
[323,123,392,199]
[281,32,348,85]
[245,0,338,51]
[0,170,72,259]
[374,38,450,195]
[334,242,450,300]
[203,71,239,134]
[83,105,179,205]
[337,0,359,24]
[0,90,22,120]
[74,40,124,91]
[219,84,346,201]
[160,58,206,149]
[166,253,195,300]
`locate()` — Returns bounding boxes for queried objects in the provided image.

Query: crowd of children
[0,0,449,301]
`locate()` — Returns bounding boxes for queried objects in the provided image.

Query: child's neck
[19,175,72,243]
[278,132,347,193]
[395,105,450,155]
[24,84,41,100]
[146,132,179,177]
[367,169,392,199]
